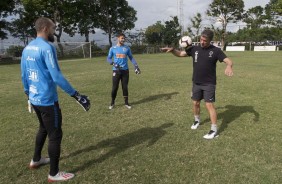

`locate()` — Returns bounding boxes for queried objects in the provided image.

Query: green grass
[1,51,282,184]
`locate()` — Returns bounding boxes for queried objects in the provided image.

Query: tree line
[0,0,281,51]
[1,0,137,48]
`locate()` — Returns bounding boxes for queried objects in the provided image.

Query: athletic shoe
[191,121,200,129]
[125,104,132,109]
[203,130,218,140]
[109,104,115,110]
[29,157,50,169]
[48,171,74,182]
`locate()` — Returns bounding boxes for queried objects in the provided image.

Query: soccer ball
[179,36,192,48]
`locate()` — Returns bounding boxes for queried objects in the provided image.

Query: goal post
[54,42,92,60]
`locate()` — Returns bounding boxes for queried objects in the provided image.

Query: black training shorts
[191,83,216,102]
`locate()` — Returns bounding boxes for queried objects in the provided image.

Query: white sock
[211,124,217,132]
[194,115,200,122]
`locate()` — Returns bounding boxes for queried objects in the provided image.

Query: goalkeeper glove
[72,91,91,111]
[28,100,35,113]
[111,62,121,69]
[134,66,141,74]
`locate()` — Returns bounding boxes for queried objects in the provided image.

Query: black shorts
[191,83,216,102]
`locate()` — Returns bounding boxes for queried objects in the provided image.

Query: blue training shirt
[107,45,137,70]
[21,37,76,106]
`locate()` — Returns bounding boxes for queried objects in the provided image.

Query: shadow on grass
[64,123,174,173]
[217,105,259,134]
[131,92,179,105]
[201,105,260,134]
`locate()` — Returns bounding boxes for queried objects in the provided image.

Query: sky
[92,0,271,45]
[2,0,271,46]
[126,0,271,30]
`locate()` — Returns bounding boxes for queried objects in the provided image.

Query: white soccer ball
[179,36,192,48]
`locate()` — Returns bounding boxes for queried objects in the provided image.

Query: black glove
[134,66,141,74]
[72,91,91,111]
[111,62,121,69]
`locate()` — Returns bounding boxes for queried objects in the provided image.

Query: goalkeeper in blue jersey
[107,33,141,110]
[21,17,90,182]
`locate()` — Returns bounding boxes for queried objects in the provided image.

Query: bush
[6,45,25,57]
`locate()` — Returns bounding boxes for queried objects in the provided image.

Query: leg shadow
[63,123,174,173]
[131,92,179,105]
[217,105,259,134]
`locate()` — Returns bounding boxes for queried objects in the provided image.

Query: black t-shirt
[185,45,227,85]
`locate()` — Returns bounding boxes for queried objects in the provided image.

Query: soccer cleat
[29,157,50,169]
[203,130,218,140]
[109,104,115,110]
[48,171,74,182]
[125,104,132,109]
[191,121,200,129]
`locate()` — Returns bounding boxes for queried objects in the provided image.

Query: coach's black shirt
[185,45,226,85]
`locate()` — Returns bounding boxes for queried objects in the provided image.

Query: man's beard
[48,34,55,43]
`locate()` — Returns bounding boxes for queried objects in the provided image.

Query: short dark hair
[35,17,53,32]
[201,29,214,41]
[117,33,125,37]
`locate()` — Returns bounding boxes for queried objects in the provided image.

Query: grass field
[1,51,282,184]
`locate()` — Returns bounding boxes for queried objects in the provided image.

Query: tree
[187,13,202,42]
[63,0,100,42]
[20,0,87,55]
[7,3,36,45]
[227,26,281,44]
[144,21,164,45]
[8,15,36,45]
[97,0,137,47]
[206,0,244,49]
[243,6,266,29]
[266,0,282,15]
[0,0,17,39]
[125,29,145,46]
[265,0,282,27]
[163,16,181,46]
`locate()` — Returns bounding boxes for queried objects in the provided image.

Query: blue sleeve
[20,54,29,95]
[44,46,76,96]
[107,47,113,64]
[127,48,138,66]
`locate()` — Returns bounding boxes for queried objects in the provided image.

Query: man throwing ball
[161,29,233,139]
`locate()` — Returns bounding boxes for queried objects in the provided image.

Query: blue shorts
[191,83,216,102]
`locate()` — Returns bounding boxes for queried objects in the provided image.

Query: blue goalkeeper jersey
[21,37,76,106]
[107,45,137,70]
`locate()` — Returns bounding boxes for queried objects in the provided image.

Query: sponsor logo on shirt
[195,51,199,62]
[29,85,38,94]
[26,46,39,51]
[116,54,126,58]
[27,56,35,61]
[28,69,39,82]
[209,51,213,58]
[30,97,41,104]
